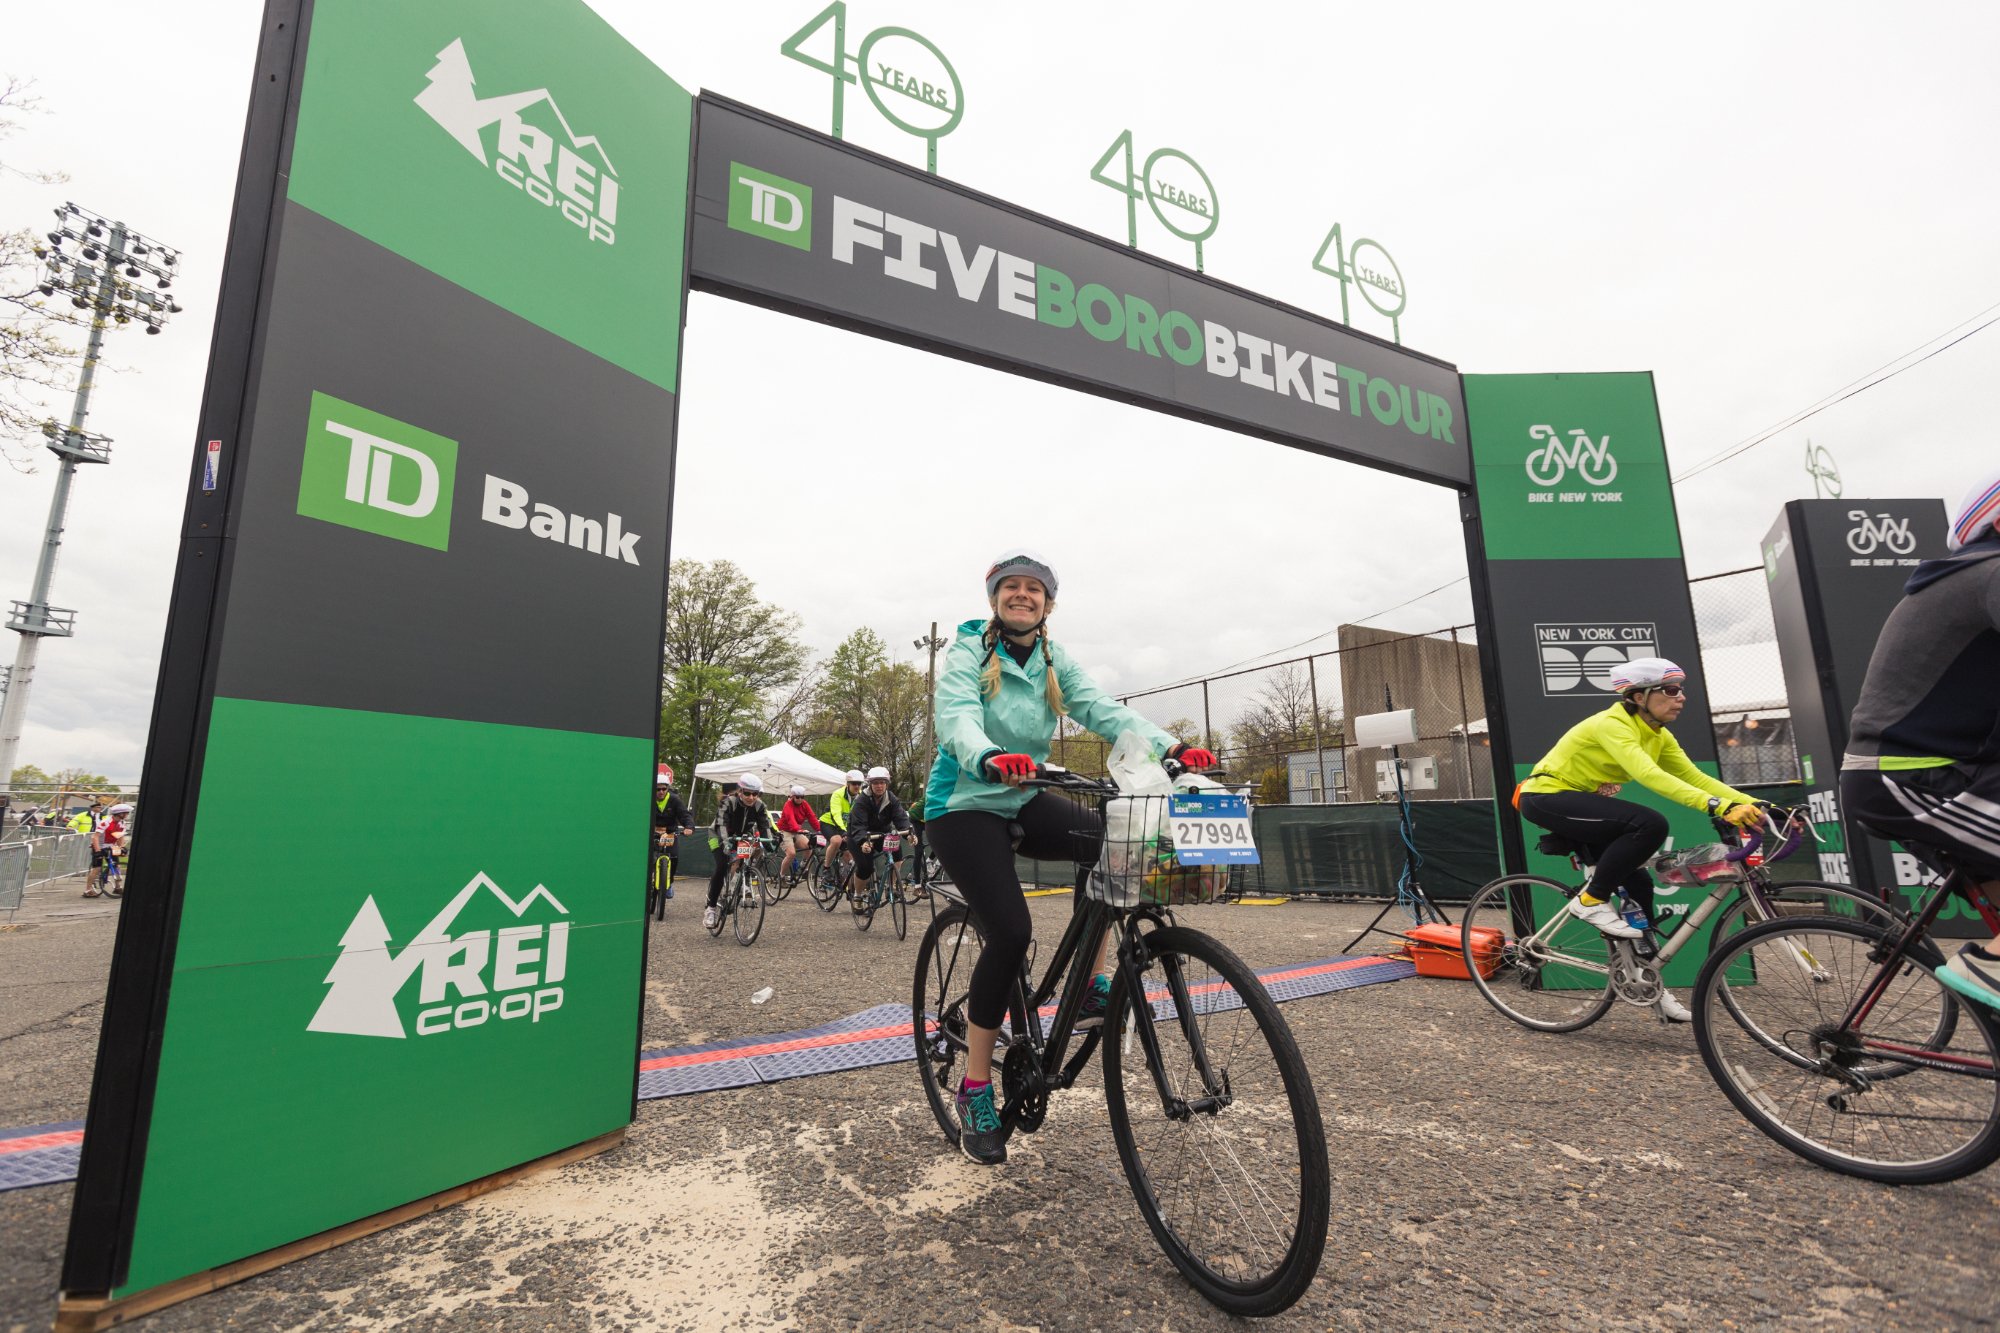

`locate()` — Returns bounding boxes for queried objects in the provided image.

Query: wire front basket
[1086,792,1236,909]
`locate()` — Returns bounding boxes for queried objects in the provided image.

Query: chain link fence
[1689,565,1799,787]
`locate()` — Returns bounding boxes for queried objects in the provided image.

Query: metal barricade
[0,843,27,914]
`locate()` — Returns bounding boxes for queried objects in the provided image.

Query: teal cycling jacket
[923,618,1176,818]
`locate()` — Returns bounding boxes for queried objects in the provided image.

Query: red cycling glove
[1169,743,1217,770]
[986,753,1037,782]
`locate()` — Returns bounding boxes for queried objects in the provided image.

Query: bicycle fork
[1115,924,1230,1120]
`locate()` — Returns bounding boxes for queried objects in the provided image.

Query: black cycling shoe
[1075,973,1113,1029]
[955,1081,1006,1166]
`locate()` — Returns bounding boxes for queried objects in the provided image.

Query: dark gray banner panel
[690,95,1469,489]
[1762,498,1953,910]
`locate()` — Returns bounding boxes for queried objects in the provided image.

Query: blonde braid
[979,619,1003,699]
[1040,625,1067,717]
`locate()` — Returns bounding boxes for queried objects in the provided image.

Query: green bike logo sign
[728,163,813,250]
[298,391,458,551]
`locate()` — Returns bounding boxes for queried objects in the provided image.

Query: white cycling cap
[1947,468,2000,552]
[1608,657,1685,693]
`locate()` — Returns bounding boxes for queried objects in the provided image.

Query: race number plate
[1168,792,1259,865]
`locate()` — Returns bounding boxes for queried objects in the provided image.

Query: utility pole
[913,622,947,759]
[0,204,182,784]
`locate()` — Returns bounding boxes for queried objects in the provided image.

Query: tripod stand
[1342,720,1452,954]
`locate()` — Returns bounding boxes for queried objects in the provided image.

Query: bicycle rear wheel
[853,875,876,931]
[912,904,990,1147]
[1694,916,2000,1184]
[1461,875,1616,1032]
[1103,925,1328,1317]
[734,867,766,946]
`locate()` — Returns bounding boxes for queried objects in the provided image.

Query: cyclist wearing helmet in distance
[1516,656,1763,1023]
[925,550,1215,1165]
[821,769,864,886]
[704,772,773,932]
[847,766,914,898]
[776,783,820,881]
[1842,469,2000,1008]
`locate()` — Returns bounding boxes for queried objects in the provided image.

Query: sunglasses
[1650,684,1687,697]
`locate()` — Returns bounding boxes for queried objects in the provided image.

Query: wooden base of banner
[55,1126,627,1332]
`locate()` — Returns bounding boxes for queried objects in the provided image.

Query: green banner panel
[1465,371,1681,562]
[288,0,689,392]
[120,700,645,1294]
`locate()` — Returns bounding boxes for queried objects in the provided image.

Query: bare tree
[1,77,79,474]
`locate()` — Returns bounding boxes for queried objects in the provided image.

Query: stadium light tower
[0,202,182,784]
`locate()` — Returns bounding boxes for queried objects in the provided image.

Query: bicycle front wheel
[1694,915,2000,1184]
[734,867,766,946]
[890,868,908,940]
[1461,875,1616,1032]
[1103,925,1329,1318]
[912,904,989,1148]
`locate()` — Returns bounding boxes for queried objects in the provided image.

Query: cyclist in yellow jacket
[1516,657,1762,1021]
[819,769,864,887]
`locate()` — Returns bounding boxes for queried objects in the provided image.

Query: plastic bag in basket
[1649,841,1743,886]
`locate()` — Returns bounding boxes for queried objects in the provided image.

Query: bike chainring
[1609,944,1663,1006]
[1002,1040,1048,1133]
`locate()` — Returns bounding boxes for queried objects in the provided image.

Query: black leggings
[925,791,1103,1029]
[1517,790,1669,919]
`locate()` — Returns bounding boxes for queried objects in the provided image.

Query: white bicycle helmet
[844,769,864,783]
[984,549,1058,600]
[866,766,891,782]
[736,772,764,793]
[1608,656,1686,695]
[789,783,806,796]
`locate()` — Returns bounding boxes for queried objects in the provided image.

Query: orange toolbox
[1402,922,1503,980]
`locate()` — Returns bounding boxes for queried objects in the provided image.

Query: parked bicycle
[706,835,767,946]
[911,765,1327,1316]
[1461,808,1900,1032]
[1692,852,2000,1183]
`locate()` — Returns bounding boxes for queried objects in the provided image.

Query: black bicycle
[706,835,766,946]
[910,765,1328,1316]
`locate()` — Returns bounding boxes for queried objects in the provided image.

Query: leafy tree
[804,628,932,797]
[658,666,762,823]
[7,763,118,814]
[1,78,79,475]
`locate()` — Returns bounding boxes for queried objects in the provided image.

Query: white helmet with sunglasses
[1609,657,1686,696]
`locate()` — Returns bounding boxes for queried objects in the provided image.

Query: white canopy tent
[693,742,850,795]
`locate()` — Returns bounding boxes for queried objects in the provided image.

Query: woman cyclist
[776,783,820,882]
[924,550,1213,1165]
[1516,656,1763,1023]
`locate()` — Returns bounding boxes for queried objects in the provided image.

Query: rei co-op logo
[308,873,570,1040]
[298,391,458,551]
[1524,425,1621,505]
[415,38,622,246]
[727,163,813,251]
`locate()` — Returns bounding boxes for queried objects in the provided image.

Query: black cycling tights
[925,791,1104,1030]
[1517,790,1669,919]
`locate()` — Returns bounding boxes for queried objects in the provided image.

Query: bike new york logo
[1846,510,1917,564]
[1524,425,1622,506]
[1536,622,1658,696]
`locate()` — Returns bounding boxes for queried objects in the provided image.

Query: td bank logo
[727,162,812,251]
[415,38,622,246]
[308,873,571,1040]
[298,391,457,551]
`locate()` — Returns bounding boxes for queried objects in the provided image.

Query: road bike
[849,830,913,939]
[911,765,1327,1316]
[783,833,827,901]
[706,835,767,946]
[1461,809,1900,1032]
[1692,853,2000,1184]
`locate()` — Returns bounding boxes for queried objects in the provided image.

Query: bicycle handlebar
[1018,758,1225,796]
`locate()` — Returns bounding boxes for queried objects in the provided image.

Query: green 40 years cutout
[1090,129,1219,272]
[781,2,963,173]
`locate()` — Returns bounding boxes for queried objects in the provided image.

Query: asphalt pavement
[3,871,1997,1331]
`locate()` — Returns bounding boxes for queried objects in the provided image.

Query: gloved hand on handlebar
[1167,742,1216,770]
[1720,802,1765,830]
[986,753,1037,784]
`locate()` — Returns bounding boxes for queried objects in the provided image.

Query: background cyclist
[846,765,914,900]
[1516,656,1763,1022]
[821,769,863,886]
[653,765,693,908]
[925,550,1212,1165]
[1842,468,2000,1007]
[776,782,820,881]
[703,772,773,932]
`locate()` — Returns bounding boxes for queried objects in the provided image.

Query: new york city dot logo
[308,873,571,1040]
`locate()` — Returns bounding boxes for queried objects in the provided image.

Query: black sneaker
[1076,973,1112,1029]
[955,1081,1006,1166]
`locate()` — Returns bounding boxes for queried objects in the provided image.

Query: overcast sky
[2,0,1996,782]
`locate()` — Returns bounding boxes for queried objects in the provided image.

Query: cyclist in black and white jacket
[704,773,773,931]
[846,765,914,898]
